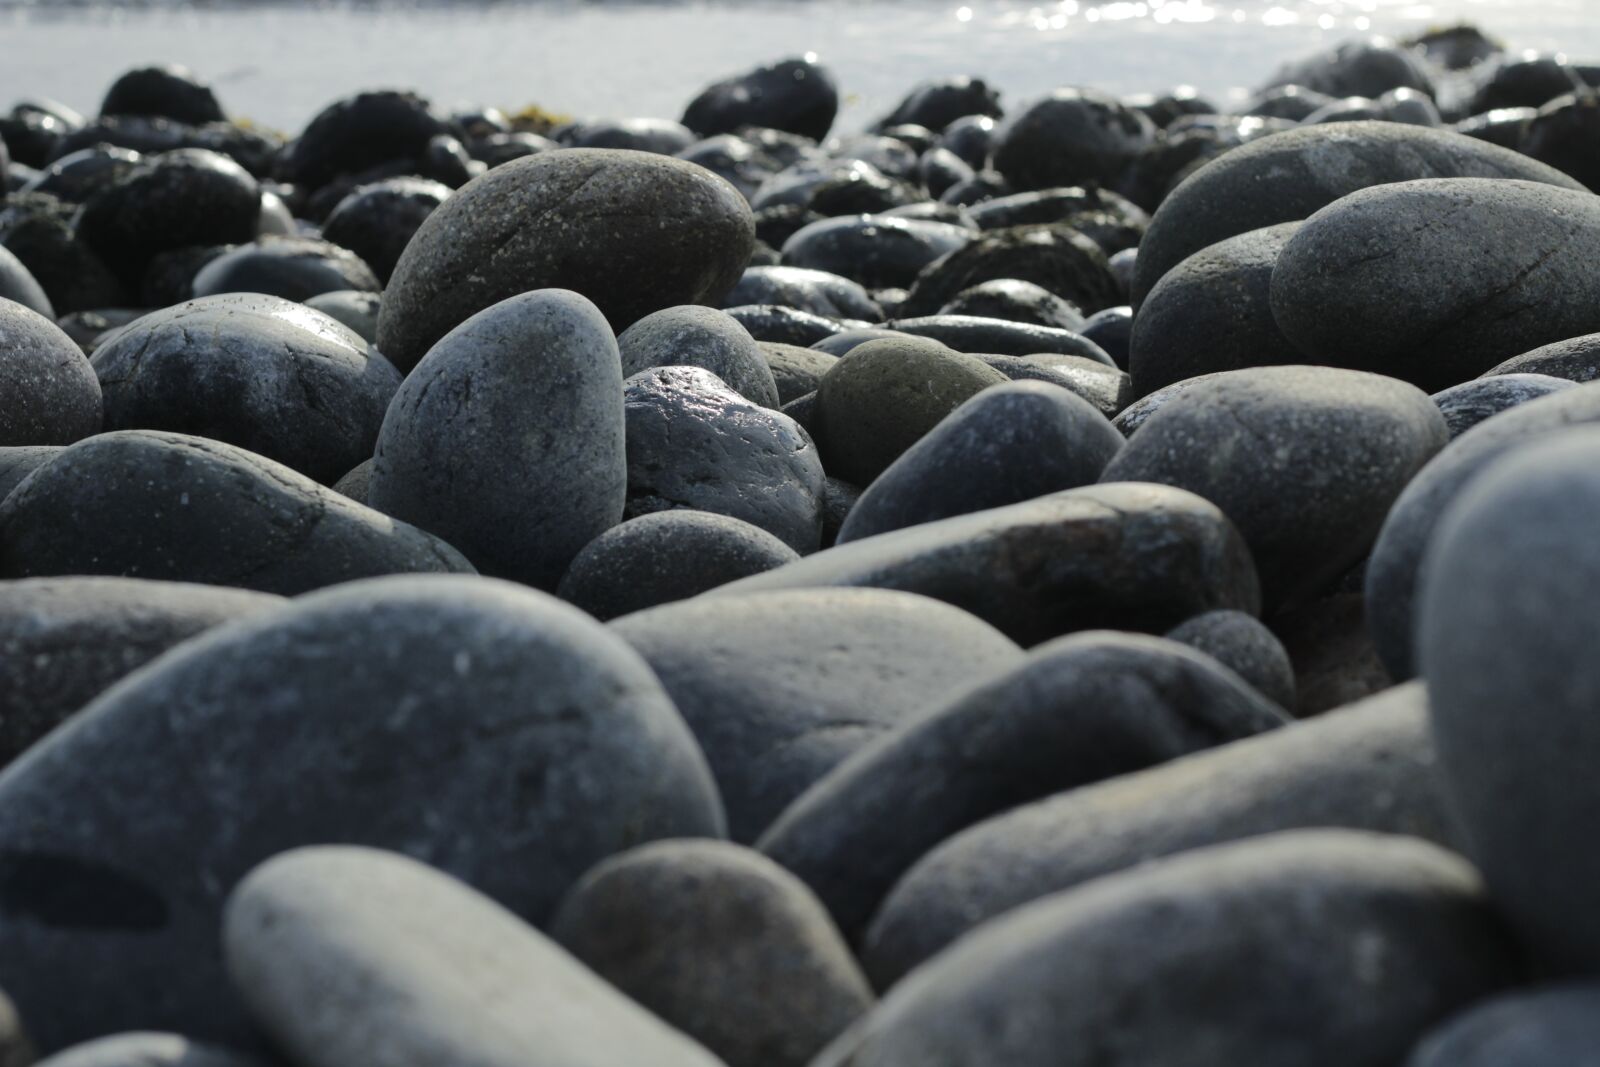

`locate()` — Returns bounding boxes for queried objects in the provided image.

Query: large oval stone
[1132,121,1584,307]
[0,575,724,1050]
[371,289,625,590]
[377,149,754,373]
[1271,179,1600,391]
[0,430,472,594]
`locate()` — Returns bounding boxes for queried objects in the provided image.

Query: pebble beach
[3,4,1600,1066]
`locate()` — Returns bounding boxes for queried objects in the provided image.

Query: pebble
[303,289,381,342]
[725,265,882,322]
[0,445,60,500]
[319,176,451,284]
[974,353,1131,417]
[991,89,1155,190]
[225,845,726,1067]
[1132,121,1584,308]
[875,76,1002,132]
[621,366,824,552]
[1129,222,1302,396]
[0,430,473,593]
[1407,985,1600,1066]
[816,830,1514,1066]
[33,1033,261,1067]
[1419,427,1600,972]
[810,335,1006,484]
[0,192,128,314]
[759,341,838,404]
[189,237,379,302]
[280,90,451,192]
[558,510,799,620]
[900,224,1120,317]
[0,243,54,317]
[884,314,1111,361]
[101,65,225,126]
[935,278,1084,330]
[1272,179,1600,389]
[1431,373,1575,437]
[682,57,839,141]
[371,289,625,590]
[1482,330,1600,380]
[758,631,1287,938]
[1164,608,1296,707]
[780,214,971,290]
[837,380,1122,543]
[90,294,399,484]
[550,840,874,1067]
[865,683,1456,985]
[0,576,721,1049]
[378,149,753,372]
[0,299,101,445]
[713,482,1260,646]
[610,588,1022,842]
[1366,382,1600,679]
[0,576,283,767]
[617,304,781,407]
[1102,366,1447,609]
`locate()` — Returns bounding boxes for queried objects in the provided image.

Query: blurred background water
[1,0,1596,132]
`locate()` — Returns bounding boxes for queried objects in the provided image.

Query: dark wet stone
[331,457,372,504]
[1365,384,1600,679]
[1260,37,1436,99]
[0,577,283,768]
[1407,985,1600,1066]
[0,244,52,318]
[726,305,854,347]
[1130,222,1303,397]
[917,148,973,199]
[304,290,381,343]
[760,342,837,404]
[320,177,451,285]
[1103,366,1447,610]
[683,57,839,141]
[0,192,128,315]
[759,631,1288,939]
[0,430,472,593]
[1419,426,1600,973]
[712,482,1262,647]
[0,445,60,501]
[878,202,977,229]
[35,1032,260,1067]
[377,149,753,373]
[468,131,557,169]
[1272,592,1393,716]
[1431,374,1574,437]
[255,189,294,237]
[139,245,230,307]
[552,840,872,1067]
[0,300,100,446]
[991,89,1155,191]
[864,684,1451,984]
[372,290,624,590]
[829,830,1513,1066]
[725,266,882,323]
[1482,331,1600,381]
[618,305,779,407]
[0,110,66,170]
[936,278,1084,330]
[838,381,1122,543]
[21,146,141,203]
[875,77,1002,134]
[77,149,260,290]
[421,135,477,189]
[1247,85,1341,120]
[753,160,895,212]
[1453,106,1535,147]
[974,354,1130,418]
[1165,608,1295,707]
[1132,121,1583,309]
[828,135,920,181]
[1406,24,1502,70]
[226,845,725,1067]
[101,66,225,126]
[559,511,799,621]
[966,186,1149,237]
[754,203,825,248]
[189,238,380,303]
[887,314,1111,362]
[90,294,398,484]
[622,366,824,553]
[1271,179,1600,391]
[611,588,1020,843]
[938,115,997,169]
[1520,91,1600,191]
[820,476,859,547]
[901,225,1120,318]
[47,116,278,180]
[809,327,911,356]
[53,310,143,356]
[1300,95,1387,125]
[810,336,1005,484]
[781,214,970,290]
[1377,87,1444,125]
[281,90,451,191]
[1115,127,1243,214]
[1080,305,1132,368]
[937,169,1011,206]
[1470,53,1584,112]
[559,118,696,155]
[676,134,784,200]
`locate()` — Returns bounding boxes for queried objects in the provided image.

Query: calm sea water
[1,0,1597,133]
